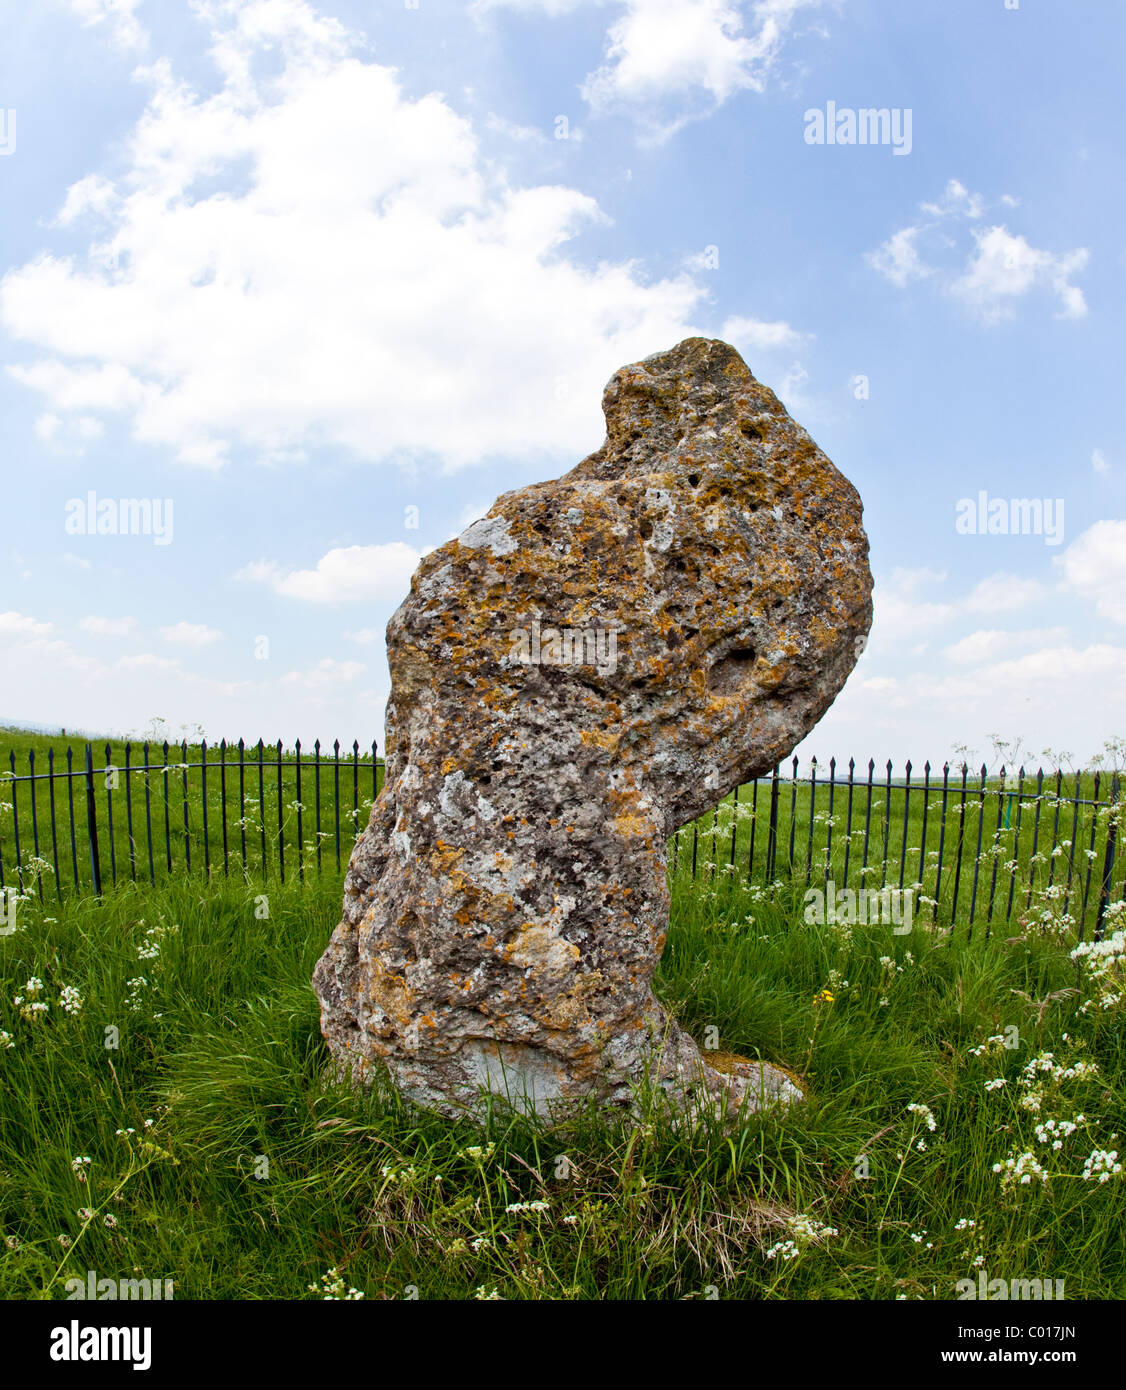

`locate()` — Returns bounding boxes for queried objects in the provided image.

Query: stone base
[319,1032,803,1129]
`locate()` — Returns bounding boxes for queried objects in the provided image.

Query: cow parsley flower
[764,1239,800,1261]
[59,984,83,1015]
[1081,1149,1122,1183]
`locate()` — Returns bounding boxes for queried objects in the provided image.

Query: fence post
[1095,773,1120,941]
[83,743,102,898]
[766,764,779,882]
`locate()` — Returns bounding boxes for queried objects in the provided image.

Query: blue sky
[1,0,1123,770]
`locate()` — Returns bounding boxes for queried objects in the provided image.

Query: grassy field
[1,858,1123,1301]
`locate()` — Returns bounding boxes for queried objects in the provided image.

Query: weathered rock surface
[313,337,873,1120]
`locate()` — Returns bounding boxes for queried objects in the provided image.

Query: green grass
[1,863,1123,1301]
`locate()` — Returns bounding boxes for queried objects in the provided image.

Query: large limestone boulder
[313,337,872,1120]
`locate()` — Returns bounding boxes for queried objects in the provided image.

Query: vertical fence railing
[1096,773,1121,941]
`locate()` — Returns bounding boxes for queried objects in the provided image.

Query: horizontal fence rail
[0,741,1122,942]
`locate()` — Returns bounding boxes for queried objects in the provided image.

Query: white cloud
[55,173,119,227]
[919,177,984,221]
[0,611,54,639]
[868,181,1089,323]
[343,628,380,645]
[920,646,1112,713]
[1055,520,1126,625]
[581,0,830,137]
[1092,448,1110,474]
[10,362,146,416]
[281,658,366,690]
[0,605,385,746]
[963,572,1048,615]
[33,409,103,454]
[890,566,948,598]
[721,314,807,354]
[950,226,1089,324]
[474,0,593,12]
[63,0,148,51]
[484,114,551,144]
[979,642,1126,690]
[117,652,181,671]
[158,621,222,646]
[942,627,1069,665]
[868,566,1057,655]
[865,227,932,289]
[3,0,712,471]
[238,542,422,604]
[475,0,831,138]
[866,568,953,647]
[872,592,954,644]
[79,615,137,637]
[807,633,1126,767]
[0,610,95,678]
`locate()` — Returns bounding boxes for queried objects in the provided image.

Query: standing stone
[313,337,873,1120]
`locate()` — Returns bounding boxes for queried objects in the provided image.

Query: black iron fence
[0,738,382,899]
[669,757,1124,942]
[1,740,1122,942]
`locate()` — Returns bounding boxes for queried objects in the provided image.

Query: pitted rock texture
[313,337,873,1120]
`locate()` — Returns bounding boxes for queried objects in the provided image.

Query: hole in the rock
[639,519,654,540]
[687,473,701,488]
[666,631,682,649]
[709,646,758,696]
[740,421,762,441]
[630,677,647,689]
[490,760,504,771]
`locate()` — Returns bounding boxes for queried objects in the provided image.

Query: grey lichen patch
[458,515,518,556]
